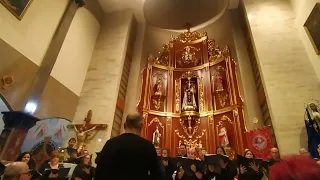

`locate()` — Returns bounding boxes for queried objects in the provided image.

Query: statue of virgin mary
[182,80,197,111]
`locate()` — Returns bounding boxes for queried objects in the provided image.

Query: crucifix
[68,110,107,153]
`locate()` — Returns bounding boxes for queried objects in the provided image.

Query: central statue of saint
[182,80,197,111]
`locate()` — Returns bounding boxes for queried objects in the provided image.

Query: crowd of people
[1,113,320,180]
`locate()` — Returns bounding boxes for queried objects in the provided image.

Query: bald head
[270,147,280,160]
[299,148,310,156]
[3,162,29,180]
[124,113,143,133]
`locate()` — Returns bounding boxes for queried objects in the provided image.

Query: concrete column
[72,10,134,155]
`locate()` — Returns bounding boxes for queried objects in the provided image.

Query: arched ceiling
[97,0,239,29]
[143,0,228,30]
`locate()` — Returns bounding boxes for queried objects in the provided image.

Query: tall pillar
[242,0,320,154]
[72,10,134,156]
[121,23,146,133]
[25,0,84,114]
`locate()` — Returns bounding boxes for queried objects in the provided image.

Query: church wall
[243,0,320,155]
[0,0,68,66]
[290,0,320,81]
[51,8,101,96]
[72,10,134,156]
[0,38,79,120]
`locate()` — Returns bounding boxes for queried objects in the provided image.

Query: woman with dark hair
[161,148,174,180]
[238,149,263,180]
[16,152,36,170]
[215,147,237,180]
[72,154,95,180]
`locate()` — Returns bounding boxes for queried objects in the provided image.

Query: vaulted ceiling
[97,0,239,30]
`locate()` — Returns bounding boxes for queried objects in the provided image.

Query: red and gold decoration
[245,126,273,160]
[137,30,247,158]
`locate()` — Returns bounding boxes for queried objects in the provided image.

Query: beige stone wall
[51,8,101,96]
[0,0,68,65]
[243,0,320,154]
[72,10,134,155]
[229,10,264,130]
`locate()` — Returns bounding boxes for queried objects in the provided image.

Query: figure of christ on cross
[70,110,107,153]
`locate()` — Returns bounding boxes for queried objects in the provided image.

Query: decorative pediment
[207,39,230,62]
[171,31,207,43]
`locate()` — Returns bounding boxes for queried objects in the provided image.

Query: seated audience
[71,154,95,180]
[238,149,263,180]
[2,162,31,180]
[16,152,36,170]
[269,155,320,180]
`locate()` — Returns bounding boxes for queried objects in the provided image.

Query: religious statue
[212,72,224,92]
[152,126,161,147]
[154,78,163,96]
[70,110,107,153]
[182,79,197,111]
[218,127,229,147]
[305,102,320,159]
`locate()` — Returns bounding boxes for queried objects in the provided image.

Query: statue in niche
[154,78,163,96]
[152,126,161,147]
[305,102,320,158]
[212,71,224,92]
[182,78,197,111]
[218,127,229,147]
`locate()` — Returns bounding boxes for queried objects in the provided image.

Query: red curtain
[245,126,273,160]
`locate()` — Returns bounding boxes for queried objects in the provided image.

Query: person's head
[68,138,76,148]
[155,148,161,157]
[162,149,170,157]
[270,147,280,160]
[49,150,59,165]
[270,155,320,180]
[216,147,226,155]
[16,152,31,164]
[179,144,187,155]
[2,162,30,180]
[82,155,91,165]
[70,151,77,159]
[187,147,197,160]
[299,148,310,156]
[244,149,255,159]
[200,148,207,156]
[124,113,143,135]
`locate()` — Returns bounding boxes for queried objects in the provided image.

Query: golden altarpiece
[137,31,247,158]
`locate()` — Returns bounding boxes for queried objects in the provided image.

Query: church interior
[0,0,320,178]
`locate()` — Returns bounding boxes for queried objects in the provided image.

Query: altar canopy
[137,31,247,157]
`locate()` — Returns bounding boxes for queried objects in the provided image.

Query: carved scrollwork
[166,117,172,126]
[175,80,181,113]
[155,44,169,66]
[217,93,228,107]
[148,117,165,129]
[216,115,234,127]
[181,71,198,79]
[179,116,201,138]
[208,115,213,125]
[198,78,204,112]
[171,31,207,43]
[207,39,230,62]
[178,45,200,66]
